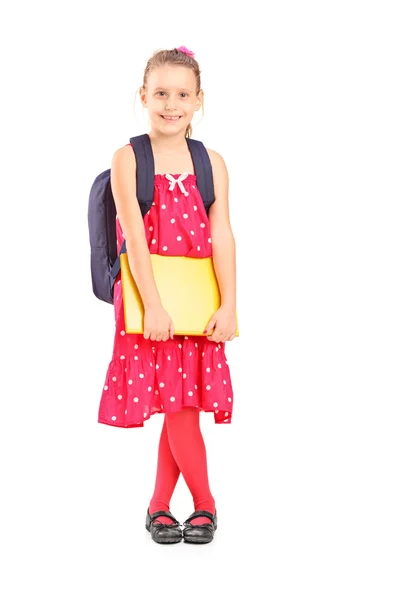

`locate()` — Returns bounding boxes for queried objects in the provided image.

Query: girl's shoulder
[205,147,228,182]
[110,143,137,172]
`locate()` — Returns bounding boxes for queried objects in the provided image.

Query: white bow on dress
[165,172,190,196]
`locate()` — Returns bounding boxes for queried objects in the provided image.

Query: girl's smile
[161,115,182,122]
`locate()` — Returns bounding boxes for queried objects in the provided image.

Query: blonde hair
[141,47,204,138]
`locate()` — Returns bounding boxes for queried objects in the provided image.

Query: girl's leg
[148,415,181,525]
[165,407,216,526]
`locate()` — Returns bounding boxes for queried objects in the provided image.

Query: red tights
[149,407,216,525]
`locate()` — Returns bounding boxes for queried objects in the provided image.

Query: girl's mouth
[161,116,182,121]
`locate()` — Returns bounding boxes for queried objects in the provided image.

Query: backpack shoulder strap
[129,133,155,210]
[110,134,154,279]
[186,137,214,212]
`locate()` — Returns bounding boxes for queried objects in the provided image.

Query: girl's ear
[139,86,147,106]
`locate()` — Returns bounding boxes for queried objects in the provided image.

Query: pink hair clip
[176,45,195,57]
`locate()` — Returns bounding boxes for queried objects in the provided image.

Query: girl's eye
[156,92,188,98]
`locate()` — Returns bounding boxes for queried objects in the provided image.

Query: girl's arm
[207,149,237,312]
[110,146,162,310]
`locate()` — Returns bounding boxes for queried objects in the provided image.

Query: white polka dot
[117,395,122,400]
[195,384,198,390]
[152,202,156,206]
[200,223,205,228]
[206,367,211,373]
[178,367,182,373]
[217,363,222,368]
[224,418,229,422]
[111,416,117,421]
[208,238,212,243]
[190,230,195,235]
[171,218,175,223]
[167,355,171,361]
[134,356,138,360]
[178,344,182,349]
[104,385,108,391]
[213,402,218,407]
[215,409,219,414]
[151,239,156,244]
[120,355,125,360]
[202,352,205,357]
[206,385,211,390]
[139,374,144,379]
[216,348,219,352]
[184,336,188,340]
[195,343,198,348]
[183,214,188,219]
[125,368,127,372]
[144,412,147,417]
[225,412,229,416]
[128,379,133,385]
[134,397,139,402]
[148,386,152,392]
[117,280,121,285]
[156,364,159,369]
[192,185,195,189]
[134,344,138,349]
[125,409,128,414]
[163,246,168,251]
[189,351,192,356]
[155,390,159,395]
[177,236,182,241]
[197,246,201,251]
[120,330,126,336]
[159,382,165,388]
[150,362,153,367]
[174,197,178,202]
[183,374,187,379]
[228,397,232,402]
[170,396,176,402]
[188,391,193,396]
[112,376,117,382]
[149,226,153,231]
[223,380,226,384]
[193,205,198,210]
[161,204,166,209]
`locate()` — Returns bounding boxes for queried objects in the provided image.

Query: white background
[1,1,399,598]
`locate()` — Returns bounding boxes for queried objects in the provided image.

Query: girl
[98,46,238,544]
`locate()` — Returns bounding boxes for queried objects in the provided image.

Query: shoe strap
[149,510,179,525]
[184,510,216,525]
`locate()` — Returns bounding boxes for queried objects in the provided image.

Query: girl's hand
[143,305,175,341]
[203,306,237,343]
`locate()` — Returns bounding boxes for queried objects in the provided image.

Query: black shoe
[145,509,183,544]
[182,509,218,544]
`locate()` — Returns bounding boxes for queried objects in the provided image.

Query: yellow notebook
[120,253,239,337]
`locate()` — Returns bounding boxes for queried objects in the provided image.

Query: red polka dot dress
[98,167,235,428]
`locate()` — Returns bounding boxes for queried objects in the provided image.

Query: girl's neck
[148,130,188,155]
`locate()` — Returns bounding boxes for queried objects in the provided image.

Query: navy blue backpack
[88,133,215,304]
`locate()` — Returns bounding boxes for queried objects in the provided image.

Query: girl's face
[141,65,203,135]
